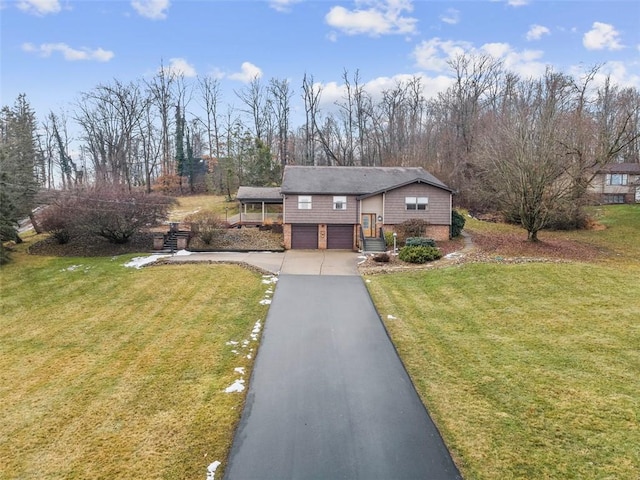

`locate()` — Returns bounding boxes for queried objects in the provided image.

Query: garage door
[291,225,318,249]
[327,224,354,250]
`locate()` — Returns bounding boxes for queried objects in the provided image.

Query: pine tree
[0,94,41,248]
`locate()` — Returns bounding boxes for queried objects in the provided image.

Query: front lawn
[366,205,640,479]
[0,244,270,479]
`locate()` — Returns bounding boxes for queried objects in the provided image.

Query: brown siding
[384,184,451,225]
[284,194,359,224]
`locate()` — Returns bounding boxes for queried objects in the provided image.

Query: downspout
[262,201,265,223]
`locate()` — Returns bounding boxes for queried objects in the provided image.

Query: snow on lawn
[224,378,245,393]
[122,250,194,269]
[206,460,221,480]
[123,254,170,269]
[387,314,397,320]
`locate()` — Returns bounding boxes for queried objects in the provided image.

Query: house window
[405,196,428,210]
[604,194,625,204]
[333,196,347,210]
[606,174,628,186]
[298,195,312,209]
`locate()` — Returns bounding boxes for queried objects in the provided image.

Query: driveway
[224,273,461,479]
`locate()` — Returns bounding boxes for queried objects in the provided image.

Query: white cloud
[526,24,550,41]
[325,0,418,37]
[228,62,263,83]
[269,0,301,13]
[413,38,548,79]
[131,0,169,20]
[22,42,114,62]
[583,22,624,51]
[160,57,197,77]
[507,0,529,6]
[16,0,60,15]
[570,61,640,91]
[412,38,472,72]
[440,8,460,25]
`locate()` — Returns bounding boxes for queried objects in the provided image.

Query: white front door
[636,186,640,203]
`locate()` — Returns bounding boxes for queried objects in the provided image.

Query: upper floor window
[298,195,312,209]
[606,174,628,186]
[405,196,428,210]
[333,196,347,210]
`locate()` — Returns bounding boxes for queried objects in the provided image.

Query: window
[606,174,628,186]
[298,195,312,209]
[333,196,347,210]
[405,196,428,210]
[604,194,625,204]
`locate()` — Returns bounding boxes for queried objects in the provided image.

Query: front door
[636,186,640,203]
[361,213,376,237]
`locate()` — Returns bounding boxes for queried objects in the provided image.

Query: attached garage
[291,225,318,249]
[327,224,354,250]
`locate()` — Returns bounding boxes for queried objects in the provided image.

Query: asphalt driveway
[224,274,461,479]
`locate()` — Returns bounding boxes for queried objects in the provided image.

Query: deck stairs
[362,236,387,253]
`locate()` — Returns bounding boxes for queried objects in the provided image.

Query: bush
[450,209,466,238]
[185,210,224,245]
[384,230,395,248]
[372,252,390,263]
[77,189,175,244]
[395,219,429,244]
[39,193,80,244]
[398,245,442,264]
[405,237,436,247]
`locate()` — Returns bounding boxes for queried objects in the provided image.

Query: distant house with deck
[589,163,640,204]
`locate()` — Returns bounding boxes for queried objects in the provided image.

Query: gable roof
[280,166,452,195]
[237,186,282,202]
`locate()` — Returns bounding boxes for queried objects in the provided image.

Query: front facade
[589,163,640,204]
[280,166,453,250]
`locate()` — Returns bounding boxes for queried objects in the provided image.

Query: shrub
[372,252,390,263]
[78,189,175,244]
[39,193,80,244]
[451,209,466,238]
[405,237,436,247]
[398,245,442,264]
[185,210,224,245]
[384,230,395,248]
[395,219,429,244]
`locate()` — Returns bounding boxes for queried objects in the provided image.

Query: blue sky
[1,0,639,124]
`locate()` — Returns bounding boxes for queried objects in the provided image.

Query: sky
[1,0,639,126]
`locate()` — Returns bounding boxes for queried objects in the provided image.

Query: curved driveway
[224,252,461,479]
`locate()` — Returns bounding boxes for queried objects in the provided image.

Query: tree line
[1,55,639,254]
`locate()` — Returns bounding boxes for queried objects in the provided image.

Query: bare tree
[268,77,293,168]
[145,60,176,176]
[477,71,574,241]
[301,73,322,165]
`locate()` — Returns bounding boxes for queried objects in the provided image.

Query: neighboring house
[280,165,453,250]
[589,163,640,204]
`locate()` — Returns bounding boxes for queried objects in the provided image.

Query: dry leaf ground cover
[365,205,640,479]
[0,239,270,479]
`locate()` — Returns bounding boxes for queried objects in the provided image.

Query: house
[280,165,453,250]
[589,163,640,204]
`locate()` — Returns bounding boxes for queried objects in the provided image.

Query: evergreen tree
[0,94,41,248]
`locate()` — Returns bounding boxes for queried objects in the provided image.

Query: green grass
[169,195,239,222]
[367,205,640,479]
[0,244,269,479]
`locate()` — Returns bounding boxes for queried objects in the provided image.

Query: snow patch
[365,279,371,283]
[234,367,245,375]
[387,314,397,320]
[123,254,169,269]
[225,341,238,346]
[206,460,221,480]
[444,252,464,259]
[259,299,271,305]
[174,249,192,256]
[225,378,245,393]
[261,275,278,284]
[61,264,83,272]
